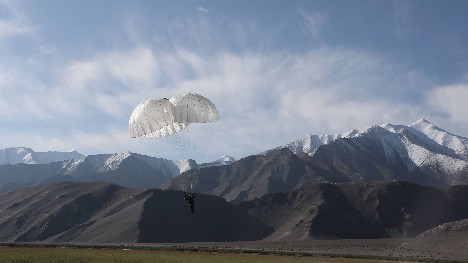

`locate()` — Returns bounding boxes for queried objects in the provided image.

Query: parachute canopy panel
[129,98,188,139]
[170,93,220,124]
[129,93,219,139]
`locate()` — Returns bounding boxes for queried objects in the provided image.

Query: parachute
[129,93,218,190]
[170,93,220,124]
[129,93,219,139]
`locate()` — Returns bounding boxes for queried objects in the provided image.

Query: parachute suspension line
[183,127,193,159]
[129,93,220,161]
[138,135,163,159]
[175,128,192,161]
[188,174,198,191]
[198,122,215,161]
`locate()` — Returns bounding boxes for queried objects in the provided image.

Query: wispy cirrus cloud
[2,43,436,159]
[298,9,326,40]
[0,0,35,39]
[197,6,209,13]
[4,14,461,160]
[1,2,467,162]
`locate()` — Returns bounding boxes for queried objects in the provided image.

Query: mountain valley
[0,119,467,256]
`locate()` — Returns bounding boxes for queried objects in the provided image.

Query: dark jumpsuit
[184,193,196,213]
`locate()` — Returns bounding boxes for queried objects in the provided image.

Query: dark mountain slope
[138,190,272,242]
[239,181,468,240]
[164,148,340,203]
[0,182,271,243]
[0,162,65,185]
[0,182,145,243]
[239,183,386,240]
[406,218,468,255]
[166,133,459,204]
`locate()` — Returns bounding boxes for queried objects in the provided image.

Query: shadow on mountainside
[137,189,272,242]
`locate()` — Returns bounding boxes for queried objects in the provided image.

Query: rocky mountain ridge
[1,181,467,243]
[0,152,234,193]
[165,119,468,202]
[240,181,468,240]
[276,119,468,185]
[0,147,84,165]
[0,182,270,243]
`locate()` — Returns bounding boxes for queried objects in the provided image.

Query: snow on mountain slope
[216,155,235,162]
[0,147,84,165]
[59,152,199,178]
[199,155,236,168]
[275,119,468,184]
[132,153,197,176]
[410,119,468,157]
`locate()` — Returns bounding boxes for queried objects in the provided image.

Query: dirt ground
[3,237,467,262]
[135,238,468,262]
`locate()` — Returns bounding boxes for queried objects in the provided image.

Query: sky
[1,0,468,162]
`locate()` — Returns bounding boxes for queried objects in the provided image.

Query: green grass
[0,246,418,263]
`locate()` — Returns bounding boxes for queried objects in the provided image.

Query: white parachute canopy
[170,93,220,123]
[129,93,220,139]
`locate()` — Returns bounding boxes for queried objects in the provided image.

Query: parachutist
[184,192,196,213]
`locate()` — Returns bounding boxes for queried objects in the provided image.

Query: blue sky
[1,0,468,162]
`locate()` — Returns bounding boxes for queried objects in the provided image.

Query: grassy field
[0,246,423,263]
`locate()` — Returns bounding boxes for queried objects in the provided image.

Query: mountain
[164,148,341,203]
[0,147,84,165]
[165,119,468,202]
[239,181,468,240]
[0,182,272,243]
[1,180,467,243]
[0,152,198,192]
[59,152,196,179]
[0,152,235,193]
[199,155,236,168]
[406,218,468,255]
[276,119,468,185]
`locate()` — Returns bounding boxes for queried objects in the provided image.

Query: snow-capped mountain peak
[410,119,468,157]
[273,119,468,185]
[216,155,236,163]
[93,152,133,172]
[198,155,236,168]
[0,147,85,165]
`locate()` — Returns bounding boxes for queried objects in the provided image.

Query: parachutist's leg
[190,203,194,213]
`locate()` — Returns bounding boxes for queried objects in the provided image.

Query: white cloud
[64,61,102,92]
[108,48,158,89]
[197,6,209,13]
[129,48,428,159]
[0,42,440,160]
[298,9,326,40]
[0,0,35,39]
[64,47,158,92]
[0,2,452,161]
[0,20,30,38]
[57,47,159,119]
[427,84,468,125]
[2,1,467,163]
